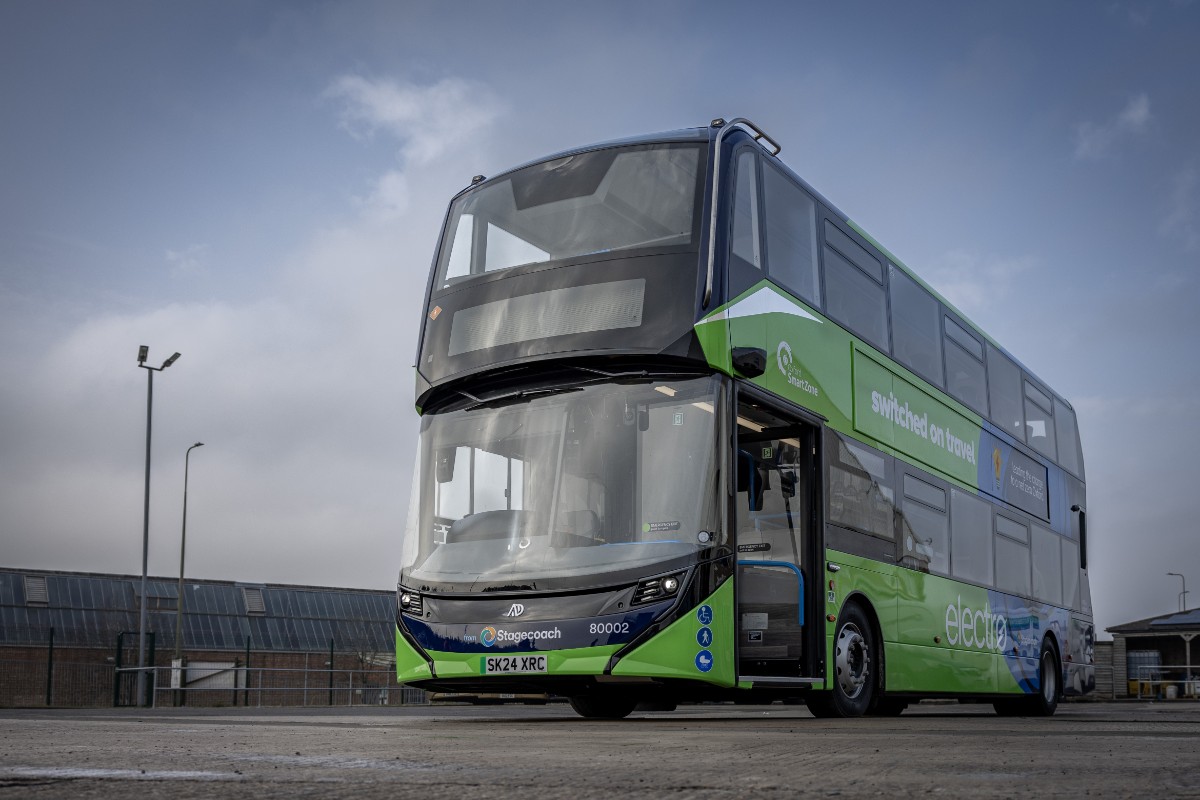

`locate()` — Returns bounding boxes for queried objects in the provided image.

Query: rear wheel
[992,639,1060,717]
[806,603,877,718]
[1028,640,1061,716]
[568,694,638,719]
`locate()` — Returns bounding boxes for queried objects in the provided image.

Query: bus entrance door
[734,401,813,681]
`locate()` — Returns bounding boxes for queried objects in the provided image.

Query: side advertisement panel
[833,552,1067,696]
[852,349,981,487]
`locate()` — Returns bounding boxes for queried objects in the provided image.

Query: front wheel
[568,694,637,719]
[806,603,877,718]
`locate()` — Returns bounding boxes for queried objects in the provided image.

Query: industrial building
[0,567,416,707]
[1101,608,1199,699]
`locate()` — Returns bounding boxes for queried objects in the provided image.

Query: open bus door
[734,395,821,687]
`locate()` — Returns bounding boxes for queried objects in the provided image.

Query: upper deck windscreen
[434,143,705,290]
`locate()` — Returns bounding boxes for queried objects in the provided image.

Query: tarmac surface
[1,700,1198,798]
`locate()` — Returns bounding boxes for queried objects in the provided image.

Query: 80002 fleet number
[588,622,630,635]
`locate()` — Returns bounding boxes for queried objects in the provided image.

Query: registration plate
[483,655,547,674]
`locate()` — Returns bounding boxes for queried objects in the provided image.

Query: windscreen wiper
[461,385,583,411]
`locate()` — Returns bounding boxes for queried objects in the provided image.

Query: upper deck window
[435,143,705,290]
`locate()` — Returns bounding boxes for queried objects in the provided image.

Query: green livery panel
[824,551,1065,696]
[699,282,988,493]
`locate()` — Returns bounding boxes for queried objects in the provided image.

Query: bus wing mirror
[638,407,650,432]
[732,347,767,379]
[1080,510,1087,570]
[436,448,457,483]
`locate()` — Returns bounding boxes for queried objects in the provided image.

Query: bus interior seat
[561,509,600,537]
[449,510,529,542]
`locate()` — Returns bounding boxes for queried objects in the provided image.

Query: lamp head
[161,352,181,369]
[137,345,149,364]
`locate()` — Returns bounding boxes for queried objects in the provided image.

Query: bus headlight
[399,591,423,616]
[633,573,684,605]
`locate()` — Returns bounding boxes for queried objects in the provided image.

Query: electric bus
[396,118,1094,718]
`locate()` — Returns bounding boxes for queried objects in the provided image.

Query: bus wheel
[568,694,637,719]
[993,639,1060,717]
[1027,639,1060,716]
[808,603,876,718]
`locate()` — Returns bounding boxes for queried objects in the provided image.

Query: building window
[24,575,48,606]
[242,587,266,615]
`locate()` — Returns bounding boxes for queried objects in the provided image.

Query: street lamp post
[136,345,181,707]
[173,441,204,705]
[1168,572,1189,612]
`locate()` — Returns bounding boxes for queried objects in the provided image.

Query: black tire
[1027,639,1061,716]
[807,603,877,718]
[992,639,1060,717]
[568,694,638,719]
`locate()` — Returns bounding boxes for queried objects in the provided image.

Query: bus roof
[452,121,1073,413]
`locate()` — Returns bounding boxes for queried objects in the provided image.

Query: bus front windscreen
[399,376,723,593]
[434,142,706,289]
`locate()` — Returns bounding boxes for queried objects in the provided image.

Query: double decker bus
[396,118,1094,718]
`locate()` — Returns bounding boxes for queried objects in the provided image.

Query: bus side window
[762,162,820,307]
[987,344,1024,442]
[730,150,762,270]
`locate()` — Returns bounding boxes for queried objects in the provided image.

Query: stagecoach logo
[478,625,563,647]
[480,626,498,647]
[502,603,525,617]
[775,341,819,398]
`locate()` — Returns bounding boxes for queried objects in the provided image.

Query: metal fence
[1130,664,1200,700]
[0,659,427,708]
[0,660,116,708]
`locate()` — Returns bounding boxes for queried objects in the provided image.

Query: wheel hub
[835,622,870,699]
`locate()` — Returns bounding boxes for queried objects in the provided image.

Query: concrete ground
[1,701,1197,798]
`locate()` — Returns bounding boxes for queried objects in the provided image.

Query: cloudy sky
[2,1,1198,637]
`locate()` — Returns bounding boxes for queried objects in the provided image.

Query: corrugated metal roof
[0,569,394,652]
